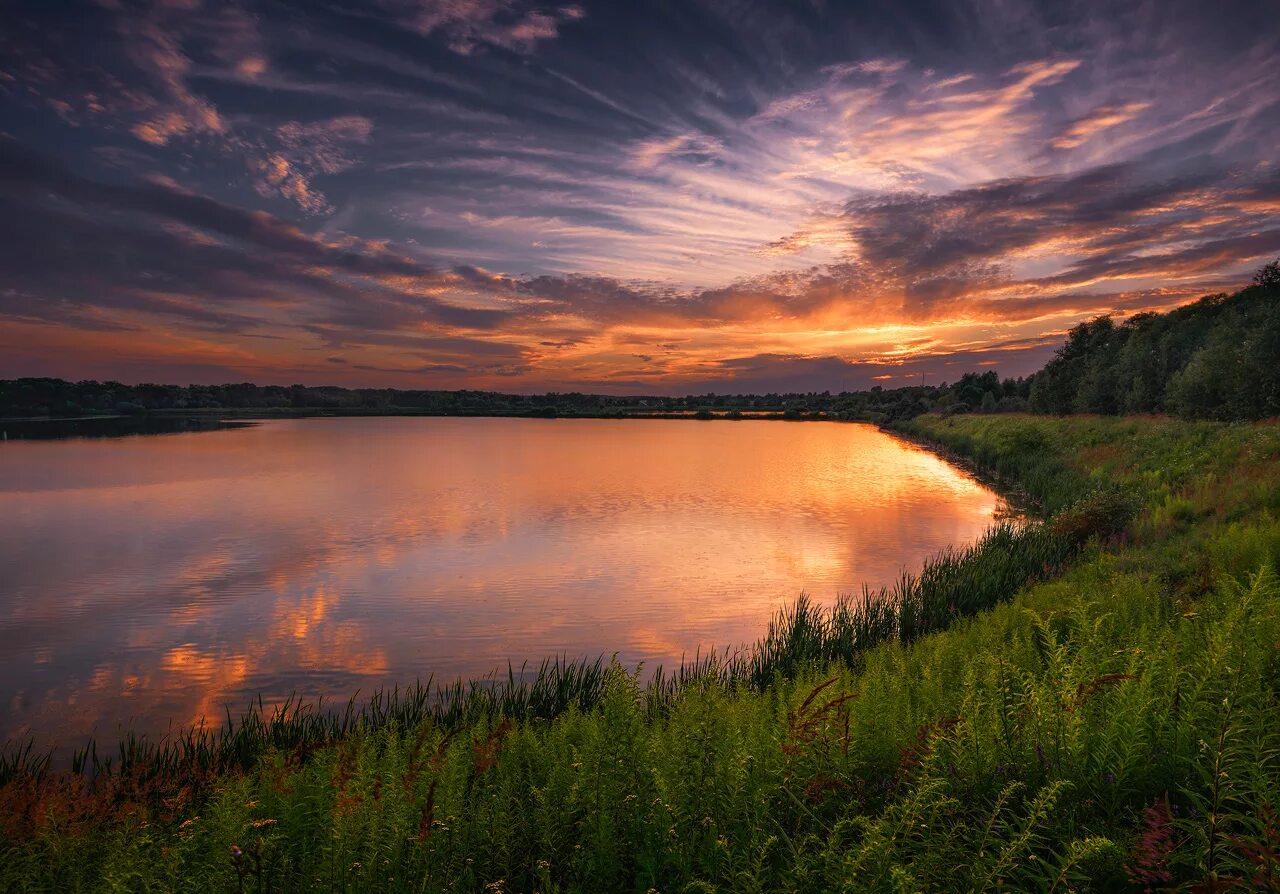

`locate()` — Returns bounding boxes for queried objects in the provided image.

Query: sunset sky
[1,0,1278,393]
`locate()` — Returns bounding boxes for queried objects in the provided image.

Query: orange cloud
[1050,101,1152,150]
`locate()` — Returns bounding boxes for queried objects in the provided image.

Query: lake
[0,417,1006,750]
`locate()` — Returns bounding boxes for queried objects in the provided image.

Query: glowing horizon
[1,0,1277,394]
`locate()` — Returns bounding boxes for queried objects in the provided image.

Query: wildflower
[1126,798,1176,892]
[1106,771,1116,785]
[231,845,243,862]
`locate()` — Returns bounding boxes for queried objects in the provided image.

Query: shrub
[1049,486,1142,543]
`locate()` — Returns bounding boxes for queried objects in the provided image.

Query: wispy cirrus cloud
[249,116,375,213]
[0,0,1278,393]
[1049,101,1152,150]
[0,0,265,145]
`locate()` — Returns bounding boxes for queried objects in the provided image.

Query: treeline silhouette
[0,372,1028,423]
[3,261,1276,423]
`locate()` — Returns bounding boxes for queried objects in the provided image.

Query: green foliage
[5,415,1280,892]
[1028,260,1280,420]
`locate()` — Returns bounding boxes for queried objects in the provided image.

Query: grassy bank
[4,414,1280,892]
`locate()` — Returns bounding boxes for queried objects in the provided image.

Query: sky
[1,0,1278,394]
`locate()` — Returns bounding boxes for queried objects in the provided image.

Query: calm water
[0,418,1005,749]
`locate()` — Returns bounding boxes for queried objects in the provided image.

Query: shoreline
[2,414,1069,772]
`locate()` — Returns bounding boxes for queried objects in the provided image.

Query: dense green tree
[1025,259,1280,421]
[1029,315,1119,414]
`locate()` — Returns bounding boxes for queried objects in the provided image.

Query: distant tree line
[0,375,1026,422]
[0,371,1031,424]
[1027,260,1280,420]
[3,260,1275,423]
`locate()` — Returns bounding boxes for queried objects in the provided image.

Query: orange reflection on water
[0,418,1004,750]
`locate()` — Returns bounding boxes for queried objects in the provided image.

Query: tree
[1253,259,1280,289]
[1024,282,1280,422]
[1029,316,1117,414]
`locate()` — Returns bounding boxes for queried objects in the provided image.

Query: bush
[1049,486,1142,543]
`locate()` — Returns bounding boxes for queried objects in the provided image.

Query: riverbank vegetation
[4,413,1280,891]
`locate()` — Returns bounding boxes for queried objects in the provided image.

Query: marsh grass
[5,414,1280,892]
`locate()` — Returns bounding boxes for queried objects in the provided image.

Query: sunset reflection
[0,418,1002,749]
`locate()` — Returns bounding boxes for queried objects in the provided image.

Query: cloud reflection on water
[0,418,1002,749]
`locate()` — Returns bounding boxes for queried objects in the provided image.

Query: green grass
[5,414,1280,892]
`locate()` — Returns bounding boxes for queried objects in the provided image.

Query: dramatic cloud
[835,163,1280,307]
[0,0,1277,392]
